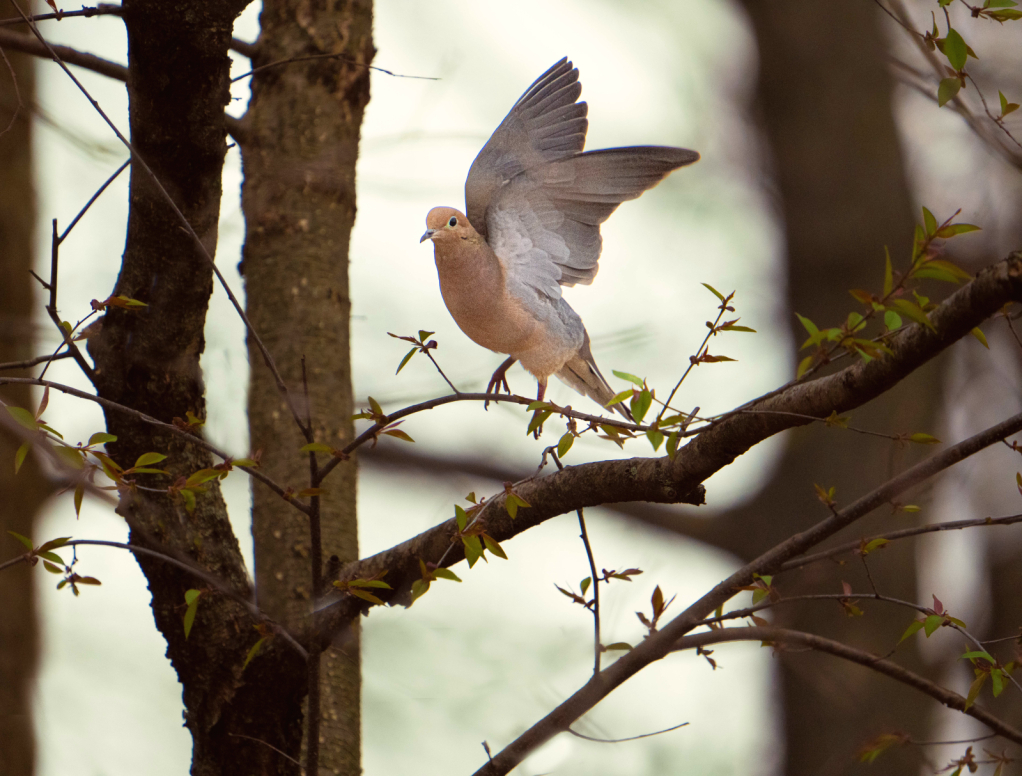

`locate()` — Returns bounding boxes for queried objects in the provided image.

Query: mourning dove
[420,58,699,418]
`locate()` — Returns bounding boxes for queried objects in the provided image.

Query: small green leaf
[604,390,632,409]
[6,406,38,432]
[795,313,819,338]
[243,636,268,669]
[666,430,680,460]
[38,551,64,564]
[134,452,167,468]
[922,206,937,236]
[482,535,507,560]
[970,327,989,348]
[889,299,935,331]
[42,560,63,574]
[862,538,889,554]
[965,672,987,710]
[417,330,434,343]
[604,642,633,651]
[909,433,941,445]
[526,401,552,411]
[526,410,552,436]
[796,355,814,379]
[557,432,573,459]
[432,567,461,582]
[701,283,724,301]
[612,370,644,386]
[938,77,961,107]
[455,504,468,531]
[898,619,925,644]
[463,535,484,566]
[884,310,902,331]
[646,429,664,451]
[960,650,996,663]
[73,482,84,517]
[53,445,84,470]
[183,596,200,639]
[923,613,943,637]
[87,432,117,446]
[630,389,652,424]
[396,347,417,374]
[580,577,591,596]
[381,429,415,443]
[999,90,1020,117]
[14,441,30,474]
[943,28,968,70]
[350,588,385,605]
[368,396,383,417]
[410,579,429,603]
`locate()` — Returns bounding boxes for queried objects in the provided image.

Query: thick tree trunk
[240,1,372,772]
[729,3,936,773]
[87,2,308,774]
[0,34,50,776]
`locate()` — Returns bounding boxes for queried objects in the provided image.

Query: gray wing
[465,58,588,239]
[487,146,701,301]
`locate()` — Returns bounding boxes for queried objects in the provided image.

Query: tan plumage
[420,58,699,417]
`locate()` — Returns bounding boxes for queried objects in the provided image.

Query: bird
[420,57,699,419]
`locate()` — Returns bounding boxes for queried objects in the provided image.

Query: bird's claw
[484,357,516,411]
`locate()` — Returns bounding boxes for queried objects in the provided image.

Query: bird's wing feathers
[465,58,588,238]
[486,145,700,300]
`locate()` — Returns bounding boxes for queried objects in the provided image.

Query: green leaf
[935,223,981,238]
[884,310,902,331]
[53,445,84,470]
[368,396,383,417]
[87,432,117,446]
[557,432,573,459]
[14,441,30,474]
[630,389,652,424]
[943,28,968,70]
[796,355,814,379]
[795,313,819,338]
[526,410,552,436]
[985,0,1018,8]
[42,560,63,574]
[909,433,941,445]
[382,429,415,443]
[463,535,484,567]
[410,579,429,603]
[938,77,961,107]
[965,672,987,710]
[580,577,591,595]
[646,429,664,452]
[604,642,633,651]
[970,327,989,348]
[242,636,267,669]
[350,588,385,605]
[348,579,393,589]
[37,537,71,552]
[38,551,64,564]
[923,613,943,637]
[417,330,434,343]
[960,650,996,662]
[482,535,507,560]
[999,90,1020,117]
[396,347,417,374]
[455,504,468,531]
[604,390,632,409]
[898,619,925,644]
[432,567,461,582]
[183,592,201,639]
[526,401,552,411]
[991,668,1005,697]
[889,299,935,331]
[134,452,167,468]
[701,283,724,301]
[612,370,644,386]
[719,323,756,333]
[862,538,889,554]
[666,430,680,460]
[6,406,38,432]
[987,7,1022,19]
[73,482,84,517]
[922,206,937,236]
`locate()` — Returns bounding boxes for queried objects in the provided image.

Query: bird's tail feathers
[556,336,634,422]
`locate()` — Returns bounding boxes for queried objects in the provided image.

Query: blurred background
[2,0,1022,774]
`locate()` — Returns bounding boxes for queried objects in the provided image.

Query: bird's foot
[484,356,517,410]
[531,382,547,439]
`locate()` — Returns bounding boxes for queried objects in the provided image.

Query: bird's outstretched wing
[465,57,588,239]
[487,145,700,302]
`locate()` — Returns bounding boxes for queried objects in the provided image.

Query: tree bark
[0,31,50,776]
[86,2,309,774]
[240,1,373,772]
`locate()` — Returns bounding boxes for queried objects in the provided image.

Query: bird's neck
[435,239,506,307]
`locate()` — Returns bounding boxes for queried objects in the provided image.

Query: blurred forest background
[1,0,1021,774]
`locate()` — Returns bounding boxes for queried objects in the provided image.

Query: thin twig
[227,733,300,766]
[231,51,438,83]
[59,157,129,242]
[566,721,689,744]
[0,349,72,372]
[0,42,23,138]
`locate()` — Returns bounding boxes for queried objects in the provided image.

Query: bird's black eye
[448,216,458,227]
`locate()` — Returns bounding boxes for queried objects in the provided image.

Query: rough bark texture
[730,3,932,773]
[86,2,307,774]
[240,1,373,772]
[0,35,50,776]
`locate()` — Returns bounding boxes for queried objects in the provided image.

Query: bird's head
[420,207,478,247]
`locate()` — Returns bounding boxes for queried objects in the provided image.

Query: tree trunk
[729,2,936,773]
[0,32,50,776]
[240,1,373,772]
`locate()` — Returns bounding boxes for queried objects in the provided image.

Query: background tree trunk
[241,1,373,772]
[729,2,936,773]
[0,27,50,776]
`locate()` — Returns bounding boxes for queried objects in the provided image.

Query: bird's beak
[419,229,435,244]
